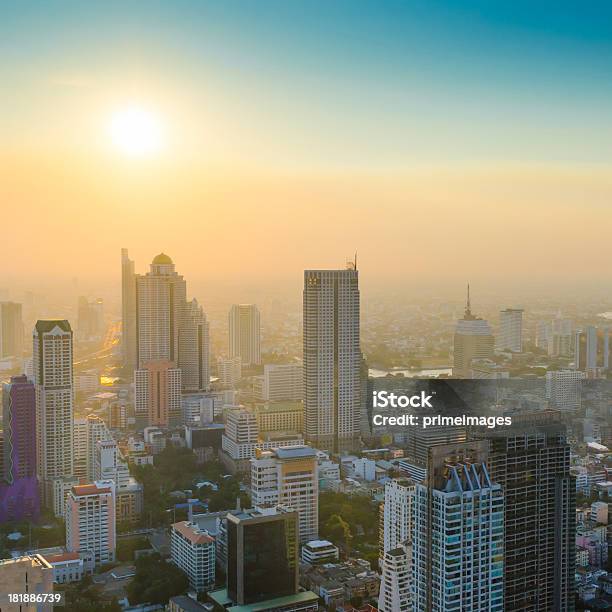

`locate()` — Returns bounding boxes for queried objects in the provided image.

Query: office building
[134,360,182,427]
[171,521,216,592]
[0,555,54,610]
[258,363,302,401]
[182,389,235,425]
[575,326,610,373]
[253,400,304,434]
[250,446,318,542]
[221,408,304,474]
[452,286,494,377]
[208,506,318,611]
[303,265,361,452]
[216,356,242,389]
[497,308,523,352]
[0,301,24,358]
[0,375,39,522]
[412,441,504,612]
[121,248,137,369]
[546,369,585,412]
[65,481,116,565]
[178,298,210,391]
[228,304,261,367]
[34,320,75,513]
[481,420,576,611]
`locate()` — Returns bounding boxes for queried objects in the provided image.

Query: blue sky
[2,0,612,166]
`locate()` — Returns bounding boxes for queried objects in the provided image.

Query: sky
[1,1,612,300]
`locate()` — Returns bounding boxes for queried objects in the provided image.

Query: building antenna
[354,251,358,271]
[465,283,472,317]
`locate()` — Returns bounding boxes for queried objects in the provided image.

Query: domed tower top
[152,252,173,265]
[150,252,175,275]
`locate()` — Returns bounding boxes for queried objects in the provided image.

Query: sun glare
[109,106,164,157]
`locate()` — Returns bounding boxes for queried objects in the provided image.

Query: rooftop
[152,252,173,265]
[43,552,81,564]
[274,445,317,459]
[172,521,214,545]
[34,319,72,334]
[208,589,318,612]
[72,483,112,496]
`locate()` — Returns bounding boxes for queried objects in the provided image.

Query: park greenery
[126,553,189,605]
[318,491,380,569]
[59,575,121,611]
[129,445,249,527]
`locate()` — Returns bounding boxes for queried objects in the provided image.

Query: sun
[109,106,164,157]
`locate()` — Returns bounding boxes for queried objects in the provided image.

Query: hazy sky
[2,1,612,297]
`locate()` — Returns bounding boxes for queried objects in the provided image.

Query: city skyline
[0,3,611,609]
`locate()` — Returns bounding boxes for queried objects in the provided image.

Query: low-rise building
[301,540,339,564]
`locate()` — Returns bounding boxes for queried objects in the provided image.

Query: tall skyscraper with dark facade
[0,375,39,522]
[303,264,361,452]
[226,507,299,605]
[34,320,75,514]
[479,417,576,611]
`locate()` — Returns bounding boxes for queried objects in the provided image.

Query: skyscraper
[136,253,187,367]
[380,477,414,556]
[134,360,182,427]
[452,285,494,377]
[121,248,137,369]
[0,375,39,522]
[412,441,504,611]
[134,252,210,392]
[378,478,414,612]
[303,264,361,452]
[497,308,523,352]
[250,446,318,543]
[34,320,75,513]
[228,304,261,367]
[575,325,610,373]
[480,419,576,611]
[178,298,210,391]
[0,301,24,359]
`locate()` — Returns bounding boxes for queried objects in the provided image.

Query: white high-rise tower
[33,320,75,513]
[497,308,523,353]
[303,263,360,452]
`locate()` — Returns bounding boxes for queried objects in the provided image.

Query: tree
[126,553,189,605]
[323,514,352,550]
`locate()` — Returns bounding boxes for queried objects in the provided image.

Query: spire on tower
[464,283,473,319]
